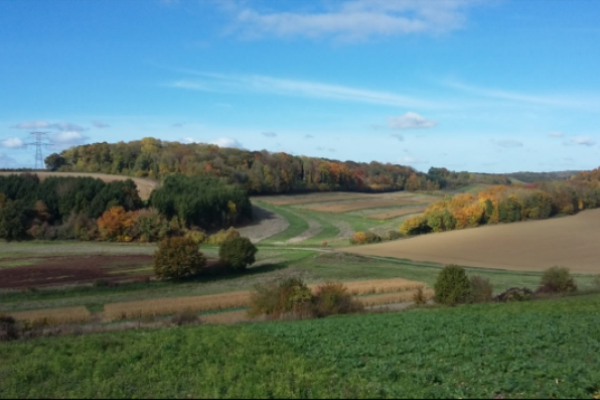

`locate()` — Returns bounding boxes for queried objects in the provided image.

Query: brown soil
[0,255,154,289]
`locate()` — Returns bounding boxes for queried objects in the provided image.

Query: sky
[1,0,600,173]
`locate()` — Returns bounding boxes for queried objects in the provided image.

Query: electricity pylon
[25,132,53,170]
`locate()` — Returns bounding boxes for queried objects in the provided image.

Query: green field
[2,294,600,398]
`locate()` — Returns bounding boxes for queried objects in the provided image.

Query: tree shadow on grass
[174,262,289,285]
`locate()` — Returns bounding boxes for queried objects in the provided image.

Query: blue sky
[1,0,600,173]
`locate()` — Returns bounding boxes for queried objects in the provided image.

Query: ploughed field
[343,208,600,274]
[0,171,159,200]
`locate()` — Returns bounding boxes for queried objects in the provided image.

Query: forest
[45,138,511,195]
[0,174,251,242]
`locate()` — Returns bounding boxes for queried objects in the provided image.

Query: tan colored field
[264,195,370,206]
[0,171,159,200]
[103,291,251,321]
[10,306,91,325]
[302,199,425,213]
[357,289,434,307]
[331,278,425,295]
[366,206,428,220]
[343,209,600,274]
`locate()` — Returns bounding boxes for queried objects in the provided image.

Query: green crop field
[2,294,600,398]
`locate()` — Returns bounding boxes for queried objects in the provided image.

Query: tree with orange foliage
[97,206,135,242]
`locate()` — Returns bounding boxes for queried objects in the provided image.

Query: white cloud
[92,120,110,129]
[52,131,88,146]
[569,136,596,146]
[494,139,524,148]
[390,133,404,141]
[211,137,245,149]
[1,137,25,149]
[548,132,564,138]
[171,72,439,109]
[389,112,437,130]
[12,121,51,130]
[50,122,86,132]
[262,132,277,138]
[226,0,475,42]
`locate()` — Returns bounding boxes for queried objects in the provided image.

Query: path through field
[343,209,600,274]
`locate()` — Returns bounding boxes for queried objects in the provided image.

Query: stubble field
[343,208,600,274]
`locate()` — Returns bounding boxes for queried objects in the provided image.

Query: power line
[25,132,53,170]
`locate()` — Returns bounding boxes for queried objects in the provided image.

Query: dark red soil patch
[0,255,154,289]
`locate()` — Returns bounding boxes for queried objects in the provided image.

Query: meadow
[2,293,600,398]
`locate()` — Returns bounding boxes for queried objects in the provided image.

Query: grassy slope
[2,294,600,398]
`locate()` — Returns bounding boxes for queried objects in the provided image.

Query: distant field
[343,209,600,274]
[301,198,425,213]
[0,171,159,200]
[366,206,428,220]
[260,193,370,206]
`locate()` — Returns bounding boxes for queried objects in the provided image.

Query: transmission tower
[25,132,53,170]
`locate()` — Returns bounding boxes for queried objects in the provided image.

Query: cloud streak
[262,132,277,138]
[171,71,439,109]
[225,0,476,42]
[493,139,524,148]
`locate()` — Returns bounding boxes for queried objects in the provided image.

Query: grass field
[2,293,600,398]
[343,208,600,274]
[0,171,159,200]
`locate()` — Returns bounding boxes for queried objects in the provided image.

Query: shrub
[495,287,534,302]
[0,315,19,341]
[539,266,577,294]
[467,275,494,303]
[153,237,207,280]
[218,236,257,272]
[412,286,428,305]
[321,240,328,247]
[248,277,313,319]
[185,229,208,245]
[207,227,240,246]
[382,230,403,241]
[350,231,381,245]
[312,282,363,318]
[399,215,431,236]
[434,265,472,306]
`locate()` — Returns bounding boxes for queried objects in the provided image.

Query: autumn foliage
[153,237,207,280]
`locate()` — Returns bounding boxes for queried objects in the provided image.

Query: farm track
[285,212,322,244]
[236,205,289,243]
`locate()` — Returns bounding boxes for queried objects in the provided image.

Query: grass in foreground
[2,294,600,398]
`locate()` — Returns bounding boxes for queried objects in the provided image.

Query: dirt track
[342,209,600,274]
[0,172,159,200]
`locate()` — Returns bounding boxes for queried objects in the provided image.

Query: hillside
[48,138,510,195]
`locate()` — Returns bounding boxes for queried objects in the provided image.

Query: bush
[399,215,431,236]
[495,287,534,302]
[0,315,19,341]
[312,282,363,318]
[248,277,313,319]
[207,227,240,246]
[382,230,403,241]
[412,286,428,305]
[350,231,381,245]
[170,309,199,326]
[467,275,494,303]
[434,265,471,306]
[185,229,208,245]
[153,237,207,280]
[218,236,257,272]
[539,266,577,294]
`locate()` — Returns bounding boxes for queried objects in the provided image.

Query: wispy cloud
[225,0,477,42]
[389,112,437,130]
[211,137,245,149]
[493,139,524,148]
[92,120,110,129]
[566,136,596,147]
[1,137,25,149]
[172,123,184,128]
[444,79,600,110]
[262,132,277,138]
[304,134,314,139]
[390,133,404,141]
[171,71,439,109]
[12,120,86,132]
[548,131,564,138]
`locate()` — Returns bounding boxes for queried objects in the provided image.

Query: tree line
[45,138,510,195]
[400,179,600,235]
[0,174,252,242]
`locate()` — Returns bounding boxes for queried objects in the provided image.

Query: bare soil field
[366,206,428,220]
[237,205,289,243]
[342,209,600,274]
[0,171,159,200]
[0,255,154,288]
